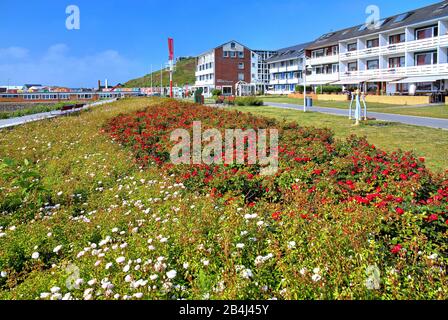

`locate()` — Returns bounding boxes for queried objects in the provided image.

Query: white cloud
[0,44,143,87]
[0,47,29,60]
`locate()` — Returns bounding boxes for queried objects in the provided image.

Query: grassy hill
[124,57,196,88]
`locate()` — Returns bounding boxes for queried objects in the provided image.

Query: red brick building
[195,41,271,97]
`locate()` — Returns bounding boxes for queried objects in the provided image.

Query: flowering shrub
[106,100,448,259]
[0,98,446,300]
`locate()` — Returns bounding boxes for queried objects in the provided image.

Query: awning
[391,75,447,84]
[367,77,404,83]
[306,80,337,85]
[333,79,369,85]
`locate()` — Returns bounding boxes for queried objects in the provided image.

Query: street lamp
[303,64,312,112]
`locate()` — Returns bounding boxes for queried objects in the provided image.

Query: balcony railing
[270,78,302,85]
[340,35,448,61]
[269,65,300,73]
[306,73,339,83]
[340,63,448,79]
[306,54,339,66]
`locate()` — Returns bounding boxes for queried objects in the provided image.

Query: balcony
[340,64,448,81]
[306,73,339,84]
[269,65,300,74]
[340,35,448,61]
[270,78,302,85]
[340,47,380,61]
[306,54,339,66]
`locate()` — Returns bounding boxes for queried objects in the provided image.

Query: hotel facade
[194,41,276,97]
[266,43,310,95]
[195,1,448,99]
[304,1,448,98]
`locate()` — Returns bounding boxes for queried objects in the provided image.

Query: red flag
[168,38,174,61]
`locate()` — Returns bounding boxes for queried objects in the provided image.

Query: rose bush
[106,100,448,260]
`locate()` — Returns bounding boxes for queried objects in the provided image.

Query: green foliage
[211,89,222,96]
[124,58,196,88]
[0,98,446,301]
[295,85,312,93]
[0,158,49,224]
[0,102,80,120]
[316,86,343,94]
[234,97,264,106]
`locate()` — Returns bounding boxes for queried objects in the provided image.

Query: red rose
[396,207,405,215]
[428,214,438,222]
[391,244,403,255]
[272,212,282,221]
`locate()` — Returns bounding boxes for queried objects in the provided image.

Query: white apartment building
[305,0,448,97]
[266,43,311,94]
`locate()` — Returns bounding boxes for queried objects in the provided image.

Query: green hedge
[234,97,264,106]
[295,85,312,93]
[316,86,343,94]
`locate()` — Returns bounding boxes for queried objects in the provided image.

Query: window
[231,42,236,49]
[367,59,379,70]
[314,66,323,74]
[252,63,256,68]
[230,51,237,58]
[348,62,358,72]
[223,51,229,58]
[367,83,379,93]
[394,12,413,23]
[312,49,324,58]
[366,38,379,48]
[238,62,245,69]
[238,73,245,81]
[359,24,368,31]
[416,82,432,91]
[347,43,357,51]
[389,33,405,44]
[332,64,339,73]
[238,51,244,58]
[389,56,405,68]
[415,25,438,40]
[415,51,437,66]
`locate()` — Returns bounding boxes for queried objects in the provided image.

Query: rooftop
[266,42,312,63]
[306,0,448,50]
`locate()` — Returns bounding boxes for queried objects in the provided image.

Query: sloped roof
[307,0,448,50]
[266,42,312,63]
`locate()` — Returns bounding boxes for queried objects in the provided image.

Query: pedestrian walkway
[0,99,117,130]
[268,102,448,130]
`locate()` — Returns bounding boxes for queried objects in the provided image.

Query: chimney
[98,80,101,91]
[105,79,109,89]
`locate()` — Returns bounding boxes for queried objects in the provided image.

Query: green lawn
[234,106,448,172]
[0,101,81,120]
[261,96,448,119]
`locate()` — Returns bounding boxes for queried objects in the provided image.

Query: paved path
[268,102,448,130]
[0,99,117,130]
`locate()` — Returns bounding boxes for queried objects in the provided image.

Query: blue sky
[0,0,438,87]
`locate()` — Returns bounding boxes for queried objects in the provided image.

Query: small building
[194,40,268,97]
